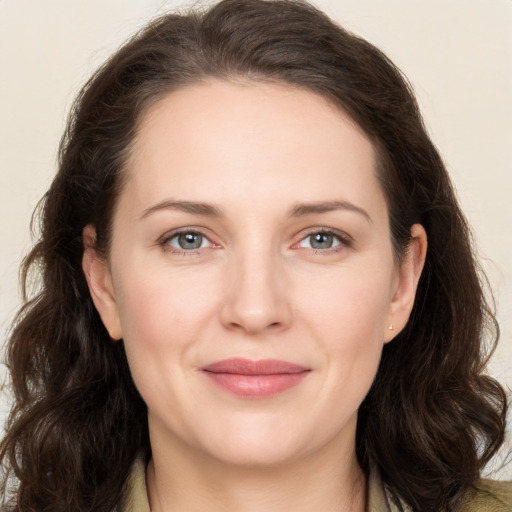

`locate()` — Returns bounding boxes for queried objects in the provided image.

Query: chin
[195,417,321,469]
[206,440,305,469]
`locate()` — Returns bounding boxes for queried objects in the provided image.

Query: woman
[0,0,509,510]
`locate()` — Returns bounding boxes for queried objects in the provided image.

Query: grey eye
[309,233,336,249]
[169,232,207,250]
[297,231,342,250]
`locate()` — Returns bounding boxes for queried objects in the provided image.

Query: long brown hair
[1,1,507,510]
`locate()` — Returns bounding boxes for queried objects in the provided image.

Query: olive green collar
[121,457,511,512]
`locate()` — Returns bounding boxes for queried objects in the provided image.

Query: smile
[201,358,311,398]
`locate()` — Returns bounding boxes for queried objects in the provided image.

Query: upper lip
[201,358,309,375]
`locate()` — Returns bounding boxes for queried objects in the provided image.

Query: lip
[201,358,310,398]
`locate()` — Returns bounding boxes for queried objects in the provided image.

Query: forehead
[122,79,385,219]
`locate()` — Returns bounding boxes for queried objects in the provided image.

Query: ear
[385,223,427,342]
[82,224,123,340]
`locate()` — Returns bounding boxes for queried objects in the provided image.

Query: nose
[219,249,292,335]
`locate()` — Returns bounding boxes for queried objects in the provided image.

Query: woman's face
[85,80,425,468]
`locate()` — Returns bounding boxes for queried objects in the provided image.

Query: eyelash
[294,228,353,254]
[159,228,215,255]
[158,228,353,255]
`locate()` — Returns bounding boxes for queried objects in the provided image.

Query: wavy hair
[1,1,507,510]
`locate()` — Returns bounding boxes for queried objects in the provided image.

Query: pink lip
[201,358,310,398]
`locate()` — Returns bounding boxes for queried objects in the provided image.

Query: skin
[83,80,427,512]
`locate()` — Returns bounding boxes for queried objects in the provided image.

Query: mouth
[201,358,311,398]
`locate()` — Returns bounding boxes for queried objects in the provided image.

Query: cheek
[112,264,220,390]
[296,263,393,389]
[297,262,393,338]
[112,268,217,413]
[115,263,213,338]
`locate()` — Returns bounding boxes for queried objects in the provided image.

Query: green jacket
[122,458,512,511]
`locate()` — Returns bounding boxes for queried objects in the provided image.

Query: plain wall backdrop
[1,0,511,477]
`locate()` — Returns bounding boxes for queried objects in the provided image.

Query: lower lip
[203,371,309,398]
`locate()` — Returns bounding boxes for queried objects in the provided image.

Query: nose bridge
[221,235,290,334]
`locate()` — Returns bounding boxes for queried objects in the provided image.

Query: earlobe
[82,225,123,340]
[385,223,427,342]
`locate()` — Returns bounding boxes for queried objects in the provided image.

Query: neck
[146,423,367,512]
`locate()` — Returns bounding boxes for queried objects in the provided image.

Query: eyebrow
[289,200,372,224]
[140,200,223,219]
[140,198,372,223]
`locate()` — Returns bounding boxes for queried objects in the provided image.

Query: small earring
[388,324,393,331]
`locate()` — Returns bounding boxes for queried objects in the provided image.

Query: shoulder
[369,465,512,512]
[118,460,511,512]
[119,457,151,512]
[457,479,512,512]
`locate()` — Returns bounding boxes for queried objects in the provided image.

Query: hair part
[1,1,507,510]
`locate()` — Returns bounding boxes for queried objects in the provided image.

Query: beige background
[1,0,511,477]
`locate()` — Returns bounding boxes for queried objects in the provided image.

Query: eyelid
[292,227,354,250]
[157,226,352,254]
[158,227,220,252]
